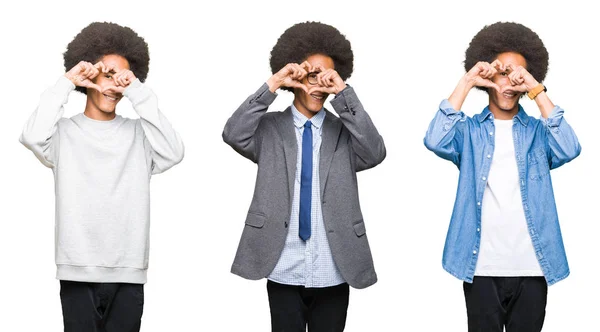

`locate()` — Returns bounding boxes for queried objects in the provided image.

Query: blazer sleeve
[222,83,278,163]
[329,85,386,172]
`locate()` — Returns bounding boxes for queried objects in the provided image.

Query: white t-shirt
[474,119,543,276]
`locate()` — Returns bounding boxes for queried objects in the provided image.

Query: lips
[502,90,517,99]
[103,93,119,102]
[310,93,325,101]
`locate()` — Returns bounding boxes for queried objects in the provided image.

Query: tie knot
[304,121,312,129]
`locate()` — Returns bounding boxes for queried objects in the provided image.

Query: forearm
[20,76,74,167]
[124,79,185,174]
[222,83,277,162]
[330,86,386,171]
[448,76,474,111]
[533,91,554,119]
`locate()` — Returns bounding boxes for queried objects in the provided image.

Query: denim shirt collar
[478,104,530,127]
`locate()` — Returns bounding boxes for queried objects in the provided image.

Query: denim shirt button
[477,201,481,206]
[477,228,480,232]
[487,154,491,158]
[482,176,486,181]
[489,132,494,136]
[473,250,477,254]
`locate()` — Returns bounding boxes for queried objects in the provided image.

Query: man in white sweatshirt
[20,22,184,332]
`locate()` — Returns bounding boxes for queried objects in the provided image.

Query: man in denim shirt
[424,22,581,331]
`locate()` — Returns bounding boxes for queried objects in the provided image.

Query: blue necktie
[299,120,312,241]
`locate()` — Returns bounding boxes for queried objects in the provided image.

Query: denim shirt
[424,99,581,285]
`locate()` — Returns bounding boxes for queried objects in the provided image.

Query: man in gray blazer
[223,21,385,332]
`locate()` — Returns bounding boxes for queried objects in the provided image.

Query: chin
[99,107,117,114]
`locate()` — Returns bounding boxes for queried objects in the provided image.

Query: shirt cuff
[251,83,278,105]
[541,105,564,127]
[52,76,76,95]
[330,85,357,115]
[123,79,149,105]
[439,99,460,115]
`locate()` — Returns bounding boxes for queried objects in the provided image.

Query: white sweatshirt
[20,76,184,284]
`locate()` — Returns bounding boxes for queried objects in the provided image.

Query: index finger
[300,61,313,73]
[490,59,504,72]
[94,61,107,73]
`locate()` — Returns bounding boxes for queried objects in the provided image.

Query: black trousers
[267,280,350,332]
[463,276,547,332]
[60,280,144,332]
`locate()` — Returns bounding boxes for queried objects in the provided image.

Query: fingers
[300,61,313,73]
[506,64,525,86]
[321,70,337,87]
[94,61,107,73]
[278,63,308,89]
[66,61,100,86]
[112,69,135,87]
[289,81,309,94]
[490,59,505,72]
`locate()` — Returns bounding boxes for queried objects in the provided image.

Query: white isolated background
[0,0,597,331]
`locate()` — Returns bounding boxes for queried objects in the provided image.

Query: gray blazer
[222,83,386,289]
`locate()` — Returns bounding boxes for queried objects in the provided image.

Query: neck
[293,100,317,119]
[488,103,519,120]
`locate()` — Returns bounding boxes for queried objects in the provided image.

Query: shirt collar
[479,104,530,126]
[291,104,325,129]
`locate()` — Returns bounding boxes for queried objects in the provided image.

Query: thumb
[308,86,327,95]
[488,82,501,93]
[88,83,103,94]
[290,81,309,94]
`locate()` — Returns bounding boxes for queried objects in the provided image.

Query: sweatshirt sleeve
[123,79,185,175]
[20,76,75,168]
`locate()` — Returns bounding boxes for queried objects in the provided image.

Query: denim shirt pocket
[527,147,550,181]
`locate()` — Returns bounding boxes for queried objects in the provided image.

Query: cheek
[493,76,511,85]
[95,76,114,88]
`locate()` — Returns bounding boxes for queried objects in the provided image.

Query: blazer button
[284,222,288,228]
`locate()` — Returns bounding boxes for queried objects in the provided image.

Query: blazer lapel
[319,110,342,197]
[275,107,298,202]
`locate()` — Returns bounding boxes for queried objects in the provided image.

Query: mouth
[502,90,517,99]
[310,93,325,101]
[103,93,119,102]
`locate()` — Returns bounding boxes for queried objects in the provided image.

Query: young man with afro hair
[223,21,385,331]
[20,22,184,332]
[424,22,581,331]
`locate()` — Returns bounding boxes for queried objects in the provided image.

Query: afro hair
[64,22,150,94]
[270,21,353,92]
[465,22,549,92]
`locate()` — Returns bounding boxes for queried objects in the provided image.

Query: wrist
[527,83,546,100]
[266,76,281,93]
[525,79,540,92]
[335,83,347,95]
[461,75,476,91]
[64,73,77,85]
